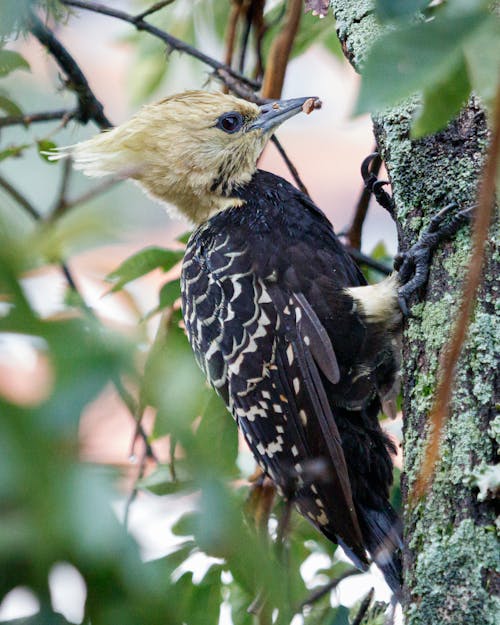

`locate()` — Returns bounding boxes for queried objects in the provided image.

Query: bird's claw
[361,152,395,216]
[396,202,472,315]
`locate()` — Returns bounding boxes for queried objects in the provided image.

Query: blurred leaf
[196,391,238,476]
[227,582,254,625]
[37,140,58,163]
[0,1,68,39]
[411,54,471,138]
[138,464,196,495]
[35,204,126,262]
[107,246,183,292]
[329,605,350,625]
[391,467,402,513]
[361,241,393,284]
[0,49,30,77]
[0,144,30,162]
[375,0,429,22]
[175,566,222,625]
[146,310,210,440]
[463,15,500,116]
[129,39,168,103]
[172,511,198,538]
[158,278,181,310]
[263,3,342,61]
[292,10,339,59]
[355,10,488,115]
[0,89,23,116]
[176,231,192,245]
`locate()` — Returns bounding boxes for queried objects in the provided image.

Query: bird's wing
[229,281,366,563]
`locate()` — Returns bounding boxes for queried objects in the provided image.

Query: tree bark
[329,2,499,623]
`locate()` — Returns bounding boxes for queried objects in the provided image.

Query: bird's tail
[358,503,403,594]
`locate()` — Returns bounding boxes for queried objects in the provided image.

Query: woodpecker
[53,91,467,593]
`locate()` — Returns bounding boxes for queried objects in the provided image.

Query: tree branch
[299,568,360,609]
[351,587,374,625]
[134,0,175,22]
[28,12,111,129]
[260,0,303,99]
[343,245,391,276]
[60,0,260,91]
[0,172,43,220]
[0,109,77,129]
[413,83,500,500]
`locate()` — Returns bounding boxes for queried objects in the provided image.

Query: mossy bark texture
[330,2,499,623]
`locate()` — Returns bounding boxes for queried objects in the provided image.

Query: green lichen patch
[406,519,500,625]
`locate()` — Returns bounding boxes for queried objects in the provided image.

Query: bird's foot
[395,203,472,315]
[361,152,395,216]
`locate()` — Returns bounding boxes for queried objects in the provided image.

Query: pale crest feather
[53,91,266,223]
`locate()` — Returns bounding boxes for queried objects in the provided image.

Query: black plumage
[181,169,402,591]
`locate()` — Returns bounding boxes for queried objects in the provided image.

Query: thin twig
[61,0,260,91]
[53,174,125,216]
[238,1,254,74]
[347,150,382,250]
[51,157,73,218]
[123,449,149,530]
[114,376,158,464]
[29,12,111,129]
[351,587,375,625]
[0,172,43,220]
[344,245,392,276]
[0,108,77,129]
[413,86,500,500]
[134,0,175,21]
[271,134,310,196]
[299,568,360,609]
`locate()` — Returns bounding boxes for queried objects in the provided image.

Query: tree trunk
[329,2,499,623]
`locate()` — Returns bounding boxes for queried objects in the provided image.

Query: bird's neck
[135,162,254,224]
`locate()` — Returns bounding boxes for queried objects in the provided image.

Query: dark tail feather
[358,504,403,595]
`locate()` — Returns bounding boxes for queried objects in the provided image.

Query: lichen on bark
[329,1,500,623]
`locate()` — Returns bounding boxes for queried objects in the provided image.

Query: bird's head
[53,91,319,223]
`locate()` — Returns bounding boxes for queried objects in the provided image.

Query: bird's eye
[217,112,244,134]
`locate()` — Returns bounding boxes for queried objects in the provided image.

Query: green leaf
[172,511,198,537]
[196,391,238,476]
[411,54,471,138]
[0,89,22,116]
[0,143,30,162]
[106,246,184,292]
[0,1,68,40]
[158,278,181,310]
[176,230,192,245]
[355,10,488,115]
[463,15,500,116]
[145,311,209,440]
[37,139,58,163]
[330,605,350,625]
[137,465,196,495]
[171,567,222,625]
[291,10,339,59]
[0,49,30,77]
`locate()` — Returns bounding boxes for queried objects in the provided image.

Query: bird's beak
[247,97,317,133]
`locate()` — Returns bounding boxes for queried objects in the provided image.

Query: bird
[53,90,409,592]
